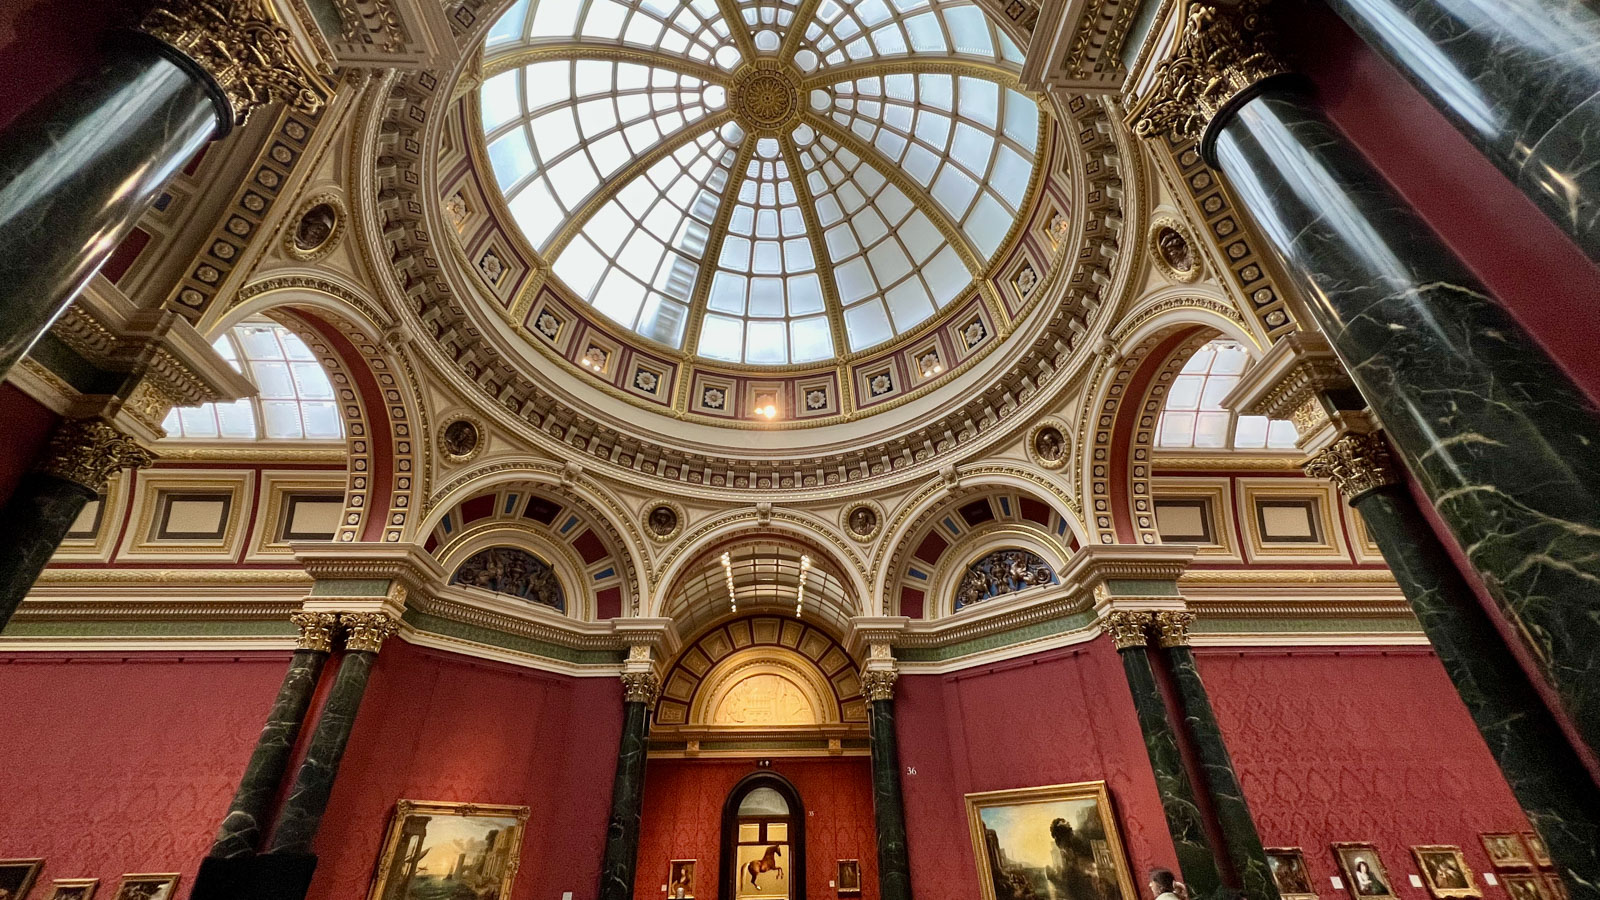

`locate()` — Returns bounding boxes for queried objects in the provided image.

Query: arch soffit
[436,521,594,619]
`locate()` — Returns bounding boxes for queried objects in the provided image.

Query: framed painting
[1502,874,1550,900]
[0,860,43,900]
[109,874,179,900]
[1481,834,1533,870]
[836,859,861,896]
[1266,848,1318,900]
[964,780,1138,900]
[1331,843,1397,900]
[1411,846,1479,899]
[668,860,696,899]
[1522,833,1551,868]
[367,800,530,900]
[45,880,98,900]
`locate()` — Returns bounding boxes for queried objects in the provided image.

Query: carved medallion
[954,549,1056,611]
[643,500,685,543]
[439,417,484,463]
[286,194,345,261]
[1149,218,1202,283]
[843,502,882,543]
[731,63,802,132]
[1028,420,1070,469]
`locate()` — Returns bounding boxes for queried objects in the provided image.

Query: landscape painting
[966,781,1137,900]
[367,801,529,900]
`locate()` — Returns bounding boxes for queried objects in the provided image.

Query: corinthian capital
[861,669,898,703]
[290,611,339,652]
[1153,611,1195,648]
[340,611,400,652]
[1104,610,1153,650]
[622,672,661,707]
[140,0,323,128]
[37,418,155,493]
[1303,431,1401,501]
[1127,1,1289,143]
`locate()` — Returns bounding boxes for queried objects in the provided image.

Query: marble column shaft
[209,647,331,859]
[0,35,221,379]
[1211,89,1600,760]
[267,649,379,856]
[1118,642,1224,899]
[597,700,651,900]
[869,697,913,900]
[1353,486,1600,897]
[0,473,95,630]
[1319,0,1600,265]
[1163,642,1279,900]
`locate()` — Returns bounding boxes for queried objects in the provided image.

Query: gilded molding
[1127,1,1289,143]
[37,418,155,493]
[1302,431,1400,502]
[1103,609,1153,650]
[861,668,898,703]
[622,671,662,706]
[339,610,401,652]
[290,610,339,651]
[1152,610,1194,647]
[140,0,324,126]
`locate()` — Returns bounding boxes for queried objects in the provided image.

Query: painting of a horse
[746,844,784,888]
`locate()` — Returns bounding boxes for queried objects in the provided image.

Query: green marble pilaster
[1109,615,1223,900]
[1351,484,1600,897]
[209,638,332,858]
[866,681,913,900]
[1159,622,1278,900]
[598,692,651,900]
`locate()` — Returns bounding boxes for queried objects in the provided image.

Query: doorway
[721,772,806,900]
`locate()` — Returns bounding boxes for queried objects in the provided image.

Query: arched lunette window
[160,317,344,441]
[1155,339,1298,450]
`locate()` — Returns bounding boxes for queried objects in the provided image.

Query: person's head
[1356,861,1371,875]
[1150,868,1177,897]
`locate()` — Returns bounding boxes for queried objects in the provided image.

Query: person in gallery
[1353,859,1388,896]
[1149,868,1188,900]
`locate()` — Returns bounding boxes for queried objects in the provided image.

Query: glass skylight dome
[479,0,1041,365]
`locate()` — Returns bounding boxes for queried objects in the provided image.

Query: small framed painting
[46,879,99,900]
[836,859,862,896]
[109,874,180,900]
[1266,847,1318,900]
[1502,874,1550,900]
[668,860,695,899]
[1411,846,1479,899]
[1481,834,1533,870]
[1522,833,1551,868]
[0,860,43,900]
[1331,843,1397,900]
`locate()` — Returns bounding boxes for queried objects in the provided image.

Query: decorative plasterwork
[642,499,687,545]
[37,419,155,494]
[841,500,885,545]
[140,0,325,127]
[284,192,347,262]
[1019,0,1144,93]
[1303,430,1402,502]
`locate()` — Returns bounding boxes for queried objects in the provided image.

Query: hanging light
[721,551,737,613]
[795,554,811,618]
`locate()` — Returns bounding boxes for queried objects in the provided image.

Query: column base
[190,853,318,900]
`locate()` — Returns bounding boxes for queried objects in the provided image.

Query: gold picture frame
[45,879,99,900]
[1543,874,1569,900]
[1522,832,1551,868]
[1503,874,1551,900]
[1481,834,1533,870]
[110,873,180,900]
[668,859,696,899]
[1411,846,1480,899]
[1266,847,1319,900]
[1331,843,1397,900]
[367,800,530,900]
[964,780,1138,900]
[836,859,862,896]
[0,860,43,900]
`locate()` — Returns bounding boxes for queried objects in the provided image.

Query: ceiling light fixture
[721,551,737,613]
[795,554,811,618]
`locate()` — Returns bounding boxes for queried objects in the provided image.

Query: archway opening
[721,772,807,900]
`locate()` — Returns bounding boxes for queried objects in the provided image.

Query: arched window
[721,773,805,899]
[161,317,344,441]
[1155,339,1298,450]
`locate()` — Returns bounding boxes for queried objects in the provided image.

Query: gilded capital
[139,0,323,128]
[1303,431,1401,501]
[1153,611,1195,648]
[290,611,339,652]
[37,418,155,493]
[1104,610,1153,650]
[340,611,400,652]
[622,671,661,707]
[1127,1,1289,143]
[861,669,898,703]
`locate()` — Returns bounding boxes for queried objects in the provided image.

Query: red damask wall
[1196,647,1531,896]
[894,641,1179,900]
[0,384,59,507]
[634,757,879,900]
[0,651,293,895]
[309,640,622,900]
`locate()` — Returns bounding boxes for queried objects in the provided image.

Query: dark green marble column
[1318,0,1600,265]
[1107,612,1223,900]
[267,613,398,858]
[1306,433,1600,898]
[1154,613,1278,900]
[598,674,655,900]
[1134,3,1600,763]
[0,418,151,630]
[208,613,338,859]
[864,671,912,900]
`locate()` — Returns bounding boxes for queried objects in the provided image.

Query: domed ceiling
[478,0,1042,366]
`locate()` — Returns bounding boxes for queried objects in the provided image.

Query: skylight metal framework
[480,0,1040,365]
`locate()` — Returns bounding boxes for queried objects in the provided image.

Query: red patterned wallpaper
[0,384,59,507]
[309,640,622,900]
[0,652,292,896]
[634,757,879,900]
[895,641,1179,900]
[1196,647,1530,900]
